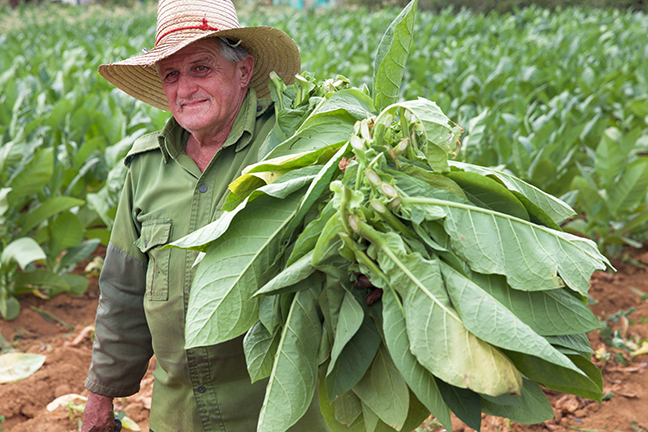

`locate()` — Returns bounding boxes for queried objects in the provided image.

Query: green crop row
[1,3,647,318]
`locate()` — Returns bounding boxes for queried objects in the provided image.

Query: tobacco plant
[170,2,608,431]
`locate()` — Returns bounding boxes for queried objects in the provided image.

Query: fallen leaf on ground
[0,352,46,383]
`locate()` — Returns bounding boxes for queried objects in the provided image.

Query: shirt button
[257,105,262,112]
[197,385,206,393]
[199,184,208,193]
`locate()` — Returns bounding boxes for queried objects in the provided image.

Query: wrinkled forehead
[156,38,223,72]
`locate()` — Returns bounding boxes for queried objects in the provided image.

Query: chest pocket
[135,219,172,301]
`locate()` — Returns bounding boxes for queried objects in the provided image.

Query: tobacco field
[1,2,648,432]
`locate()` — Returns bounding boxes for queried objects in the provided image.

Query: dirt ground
[1,246,648,432]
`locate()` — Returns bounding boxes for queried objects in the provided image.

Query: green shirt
[86,90,329,432]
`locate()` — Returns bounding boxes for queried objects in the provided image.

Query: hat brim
[98,26,300,111]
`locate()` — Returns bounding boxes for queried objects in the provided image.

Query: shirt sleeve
[85,170,154,397]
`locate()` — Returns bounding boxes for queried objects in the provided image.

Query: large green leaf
[405,192,609,295]
[184,192,304,348]
[1,237,46,270]
[319,375,365,432]
[286,200,336,266]
[362,227,523,396]
[168,169,315,252]
[381,288,452,430]
[470,271,600,336]
[441,262,586,375]
[257,287,322,432]
[372,390,431,432]
[284,143,350,237]
[446,171,529,220]
[352,344,409,431]
[247,143,342,175]
[546,334,594,355]
[470,272,600,336]
[435,380,482,431]
[450,161,576,224]
[372,0,417,110]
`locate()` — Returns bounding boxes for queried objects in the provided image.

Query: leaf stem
[370,200,415,239]
[349,216,462,322]
[338,233,387,282]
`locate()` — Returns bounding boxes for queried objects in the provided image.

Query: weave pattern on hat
[97,0,300,111]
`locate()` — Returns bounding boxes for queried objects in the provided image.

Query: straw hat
[98,0,301,111]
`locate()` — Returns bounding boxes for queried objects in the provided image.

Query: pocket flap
[135,220,172,253]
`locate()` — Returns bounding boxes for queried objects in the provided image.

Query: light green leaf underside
[185,192,303,349]
[243,321,280,383]
[369,230,522,396]
[0,353,46,384]
[168,169,315,252]
[409,194,608,295]
[1,237,46,269]
[441,262,585,376]
[470,271,600,336]
[382,288,452,430]
[254,251,316,297]
[257,287,322,432]
[352,344,409,431]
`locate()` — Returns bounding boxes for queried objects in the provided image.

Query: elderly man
[81,0,330,431]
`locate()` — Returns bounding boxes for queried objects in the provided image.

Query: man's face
[157,39,254,139]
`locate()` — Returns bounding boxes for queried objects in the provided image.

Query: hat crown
[155,0,240,47]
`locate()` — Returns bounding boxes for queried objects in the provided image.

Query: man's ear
[239,55,255,88]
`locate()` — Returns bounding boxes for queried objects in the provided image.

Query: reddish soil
[1,246,648,432]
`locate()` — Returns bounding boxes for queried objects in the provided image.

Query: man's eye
[163,71,179,83]
[194,65,209,74]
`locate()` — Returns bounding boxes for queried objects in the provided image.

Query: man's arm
[85,242,153,396]
[85,170,153,397]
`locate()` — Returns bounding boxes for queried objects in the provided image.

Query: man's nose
[176,73,198,98]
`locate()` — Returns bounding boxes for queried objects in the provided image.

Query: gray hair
[215,37,250,63]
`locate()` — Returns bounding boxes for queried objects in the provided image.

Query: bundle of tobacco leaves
[169,2,609,431]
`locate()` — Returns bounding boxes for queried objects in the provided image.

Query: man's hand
[81,391,116,432]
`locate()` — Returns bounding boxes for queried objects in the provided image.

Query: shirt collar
[157,88,273,162]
